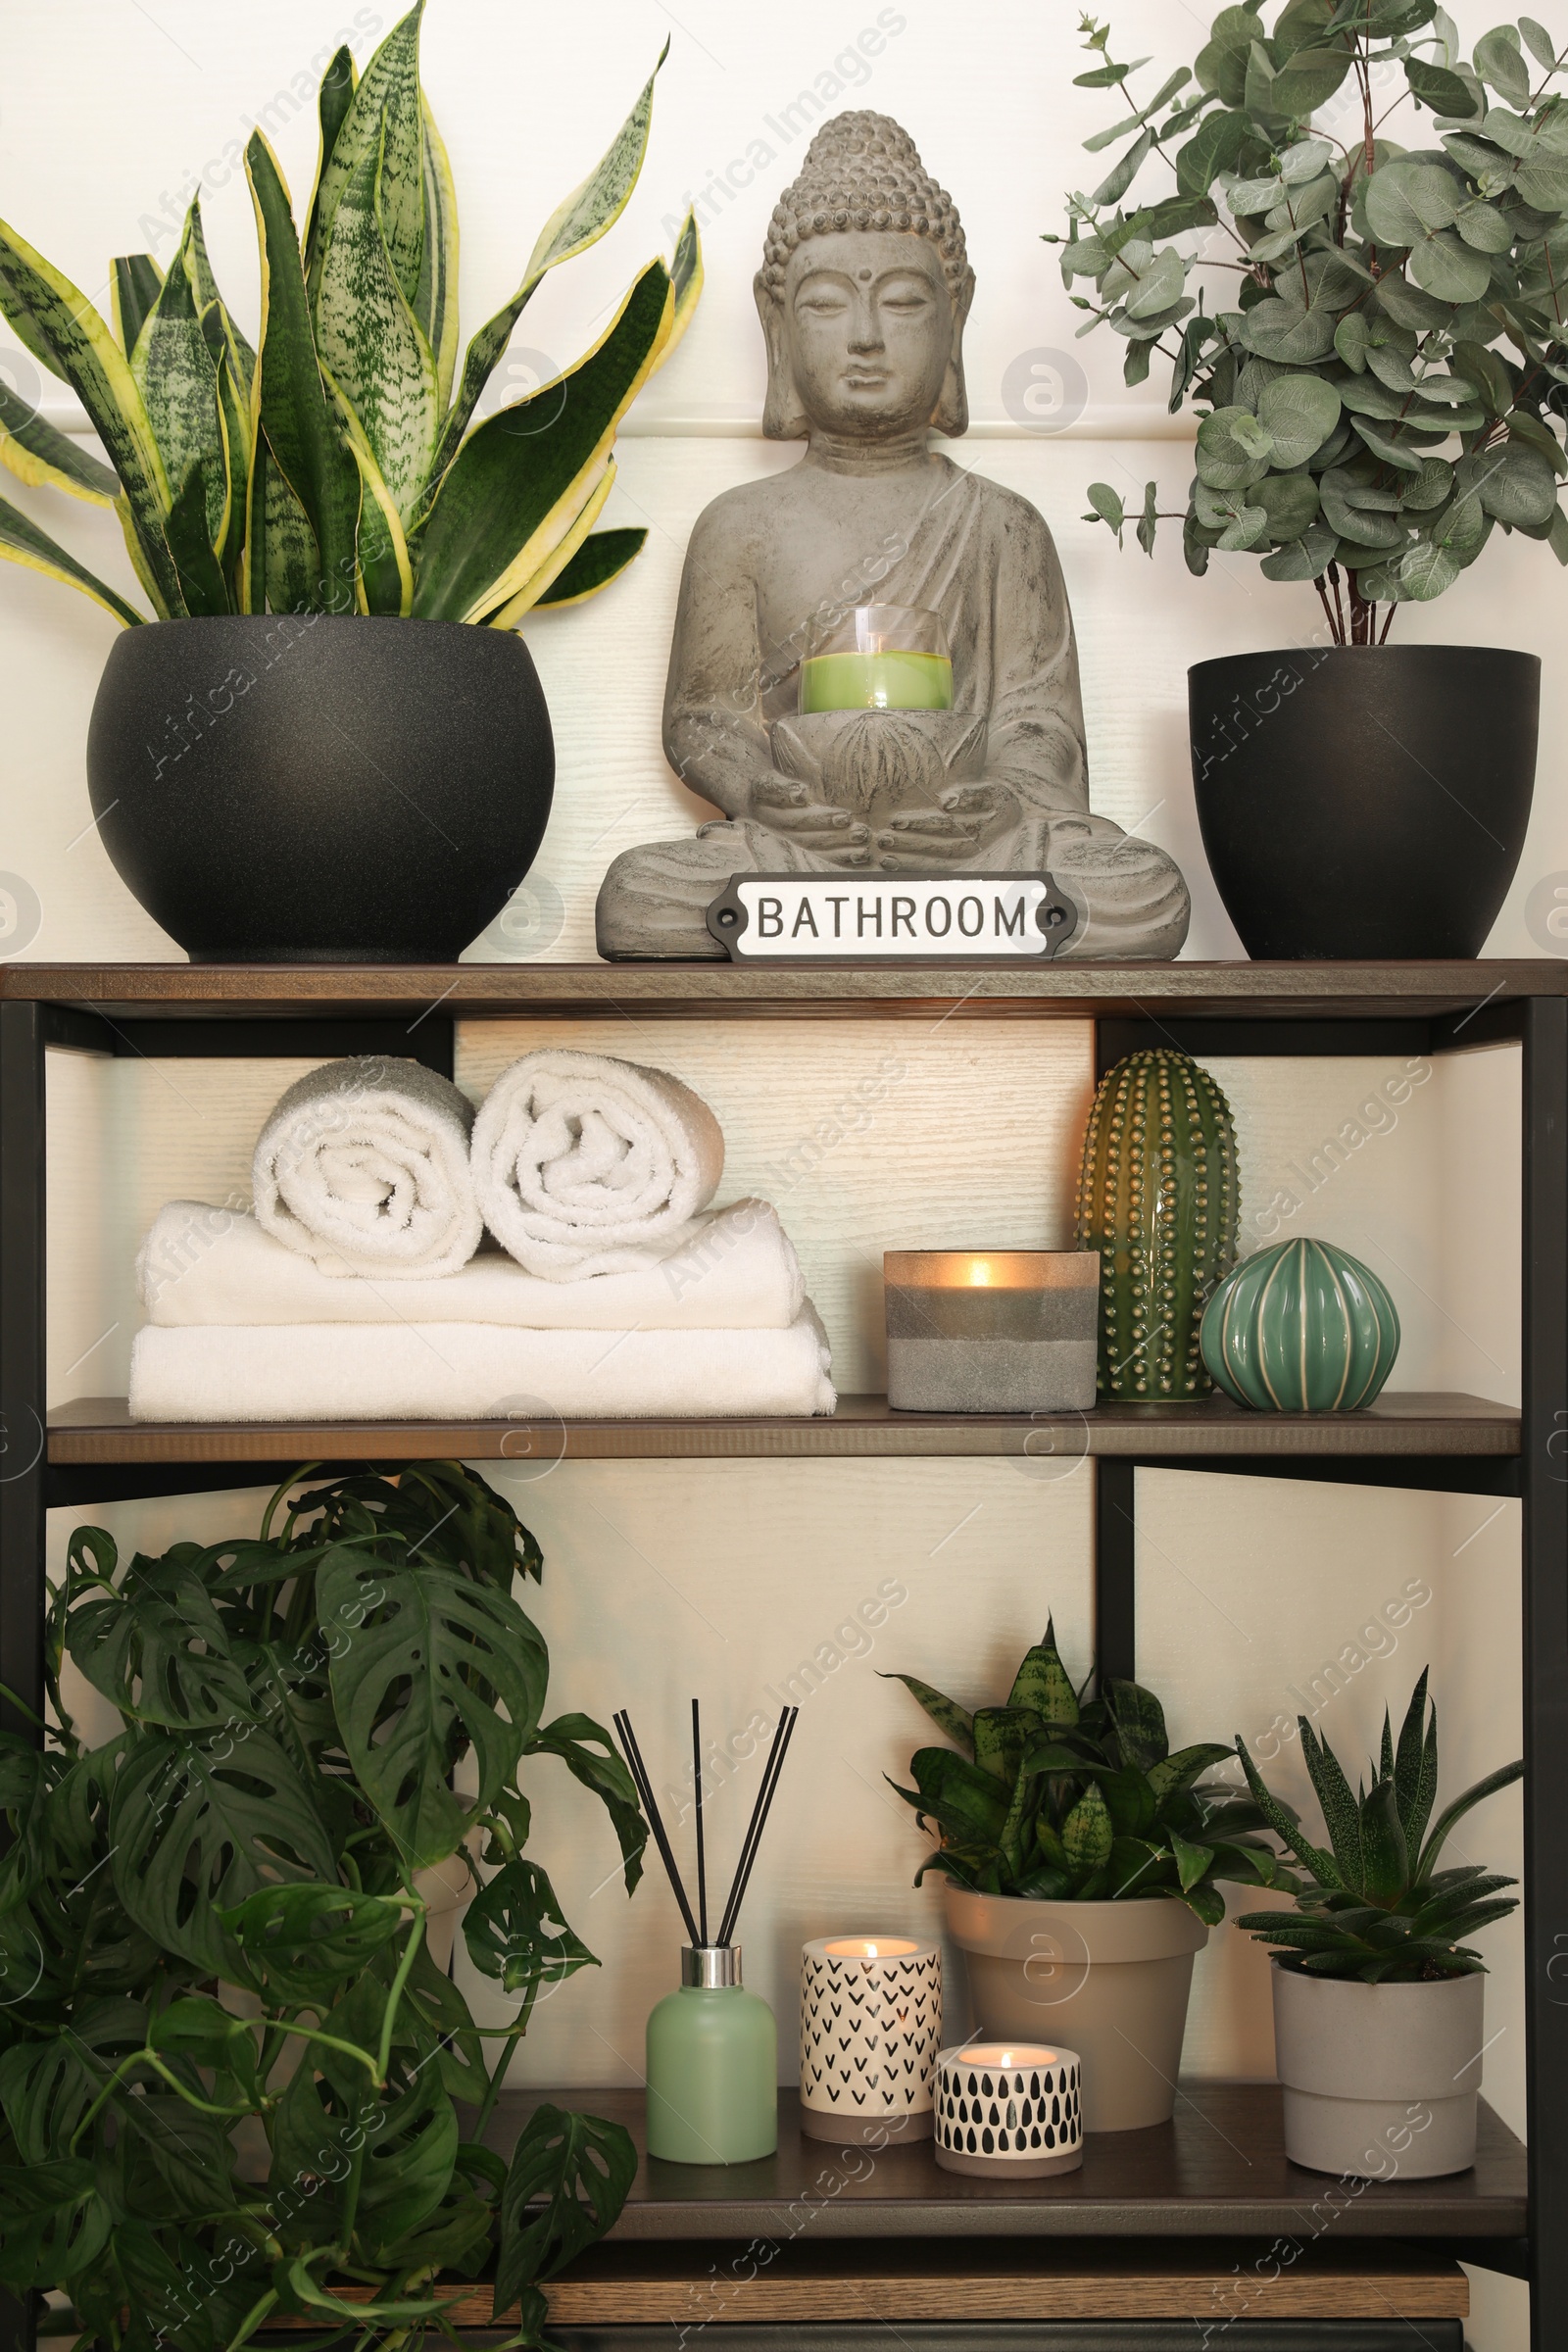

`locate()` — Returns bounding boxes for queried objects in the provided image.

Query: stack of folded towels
[129,1049,835,1422]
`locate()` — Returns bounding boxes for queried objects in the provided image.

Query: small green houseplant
[889,1620,1283,1919]
[887,1622,1286,2131]
[1052,1,1561,959]
[0,1461,646,2352]
[1232,1667,1521,1977]
[1232,1671,1522,2176]
[0,4,701,961]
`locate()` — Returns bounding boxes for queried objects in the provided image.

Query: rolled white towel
[471,1050,725,1280]
[253,1055,481,1280]
[128,1306,835,1422]
[137,1198,806,1331]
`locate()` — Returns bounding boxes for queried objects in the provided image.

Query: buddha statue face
[774,232,957,443]
[755,111,974,443]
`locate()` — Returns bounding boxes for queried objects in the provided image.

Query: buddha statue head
[755,112,975,444]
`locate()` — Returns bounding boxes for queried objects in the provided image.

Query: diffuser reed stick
[614,1700,799,1947]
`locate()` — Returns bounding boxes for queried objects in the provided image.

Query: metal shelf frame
[0,963,1561,2351]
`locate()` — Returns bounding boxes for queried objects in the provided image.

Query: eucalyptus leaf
[1258,371,1341,465]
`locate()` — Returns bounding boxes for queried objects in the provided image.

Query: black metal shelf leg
[1095,1455,1137,1685]
[1524,994,1568,2351]
[0,1001,44,2352]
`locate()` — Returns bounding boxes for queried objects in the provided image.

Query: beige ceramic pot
[944,1886,1208,2131]
[1271,1960,1484,2178]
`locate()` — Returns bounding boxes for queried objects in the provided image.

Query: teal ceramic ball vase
[1200,1238,1399,1412]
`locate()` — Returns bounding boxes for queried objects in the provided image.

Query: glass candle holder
[645,1944,778,2165]
[884,1250,1101,1413]
[800,605,953,713]
[799,1934,943,2144]
[934,2040,1083,2177]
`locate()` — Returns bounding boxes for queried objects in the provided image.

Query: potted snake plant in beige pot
[887,1622,1286,2131]
[1233,1671,1522,2180]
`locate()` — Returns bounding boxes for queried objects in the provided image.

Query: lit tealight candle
[934,2040,1084,2178]
[884,1250,1101,1414]
[821,1936,920,1961]
[799,1934,942,2146]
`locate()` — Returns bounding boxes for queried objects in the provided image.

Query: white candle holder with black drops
[799,1936,943,2144]
[934,2042,1084,2177]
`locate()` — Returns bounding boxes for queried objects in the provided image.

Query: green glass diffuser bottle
[646,1943,777,2163]
[616,1698,799,2168]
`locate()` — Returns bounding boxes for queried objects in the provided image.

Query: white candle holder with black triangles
[934,2040,1084,2176]
[799,1935,942,2144]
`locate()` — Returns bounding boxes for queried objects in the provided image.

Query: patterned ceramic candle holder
[800,1934,943,2144]
[934,2041,1084,2177]
[885,1251,1100,1413]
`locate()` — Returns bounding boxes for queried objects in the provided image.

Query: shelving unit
[1,956,1561,2352]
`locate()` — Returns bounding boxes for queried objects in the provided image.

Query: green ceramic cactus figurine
[1074,1049,1240,1401]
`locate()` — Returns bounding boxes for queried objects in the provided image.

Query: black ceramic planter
[85,615,555,962]
[1188,645,1539,960]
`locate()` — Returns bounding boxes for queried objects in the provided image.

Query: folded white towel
[136,1199,805,1331]
[470,1050,725,1280]
[253,1055,481,1280]
[127,1308,835,1422]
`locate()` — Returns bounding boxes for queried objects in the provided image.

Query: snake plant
[0,5,699,628]
[0,1463,648,2352]
[1233,1669,1523,1980]
[886,1620,1286,1924]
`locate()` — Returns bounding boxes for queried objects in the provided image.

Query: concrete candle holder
[884,1250,1100,1412]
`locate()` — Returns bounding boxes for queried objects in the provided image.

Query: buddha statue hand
[749,772,874,864]
[764,708,1010,869]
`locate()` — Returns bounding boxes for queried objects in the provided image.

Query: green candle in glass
[800,604,953,714]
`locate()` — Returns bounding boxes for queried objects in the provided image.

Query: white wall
[6,6,1548,2340]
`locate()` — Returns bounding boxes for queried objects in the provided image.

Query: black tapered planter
[1189,645,1539,959]
[85,614,555,962]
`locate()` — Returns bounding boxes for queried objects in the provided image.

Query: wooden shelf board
[46,1391,1520,1466]
[280,2240,1468,2327]
[6,956,1565,1024]
[464,2085,1526,2242]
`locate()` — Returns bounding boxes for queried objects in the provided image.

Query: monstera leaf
[318,1544,548,1869]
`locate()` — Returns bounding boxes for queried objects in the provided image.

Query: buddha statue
[594,112,1190,961]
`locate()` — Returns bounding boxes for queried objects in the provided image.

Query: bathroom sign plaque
[706,873,1076,961]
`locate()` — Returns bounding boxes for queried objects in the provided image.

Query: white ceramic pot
[944,1886,1208,2132]
[1270,1960,1485,2179]
[416,1837,482,1972]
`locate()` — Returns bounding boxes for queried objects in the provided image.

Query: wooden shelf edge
[267,2253,1468,2328]
[46,1392,1521,1467]
[5,956,1565,1021]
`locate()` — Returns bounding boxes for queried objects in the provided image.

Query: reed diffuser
[615,1698,798,2165]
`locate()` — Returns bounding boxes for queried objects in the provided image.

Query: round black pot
[1188,645,1539,959]
[85,615,555,962]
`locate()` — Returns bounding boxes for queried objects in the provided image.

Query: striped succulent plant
[1234,1671,1521,1983]
[1075,1047,1241,1401]
[0,5,699,628]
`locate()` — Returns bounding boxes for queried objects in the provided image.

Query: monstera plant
[1051,3,1563,959]
[0,4,701,962]
[0,7,698,625]
[0,1462,646,2352]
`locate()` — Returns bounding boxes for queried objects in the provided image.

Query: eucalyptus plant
[0,1462,647,2352]
[0,4,699,629]
[1233,1668,1523,1980]
[887,1620,1286,1923]
[1055,2,1568,641]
